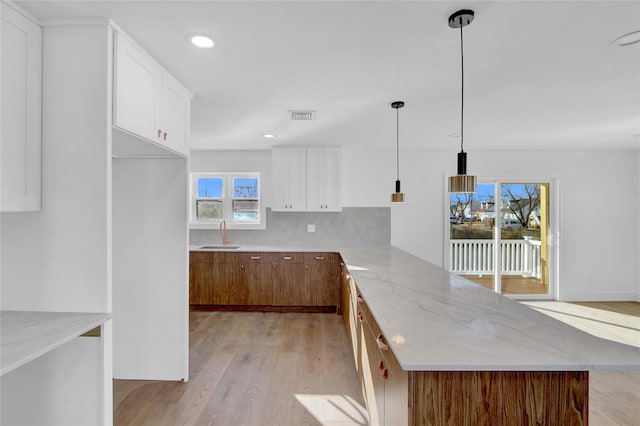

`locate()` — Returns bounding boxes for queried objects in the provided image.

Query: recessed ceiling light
[263,134,275,139]
[612,30,640,46]
[189,34,214,49]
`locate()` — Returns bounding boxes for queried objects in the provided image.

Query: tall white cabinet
[271,146,341,212]
[307,147,341,212]
[1,11,191,424]
[1,2,42,212]
[271,147,307,211]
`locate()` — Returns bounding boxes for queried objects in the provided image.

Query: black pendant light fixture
[448,9,477,193]
[391,101,406,203]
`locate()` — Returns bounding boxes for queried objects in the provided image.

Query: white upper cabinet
[160,71,192,154]
[113,32,161,142]
[1,3,42,212]
[113,32,192,156]
[271,147,341,213]
[272,147,307,212]
[307,147,341,212]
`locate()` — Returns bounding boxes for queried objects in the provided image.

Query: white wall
[0,22,113,425]
[112,158,189,381]
[1,24,112,312]
[637,149,640,301]
[390,148,640,301]
[341,145,395,207]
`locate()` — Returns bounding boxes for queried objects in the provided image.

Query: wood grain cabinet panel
[211,262,239,305]
[383,348,409,426]
[272,253,304,305]
[413,371,587,426]
[304,253,339,306]
[238,253,272,305]
[189,252,238,305]
[190,251,341,309]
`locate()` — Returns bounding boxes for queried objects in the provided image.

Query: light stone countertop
[190,244,341,253]
[1,311,111,376]
[339,245,640,371]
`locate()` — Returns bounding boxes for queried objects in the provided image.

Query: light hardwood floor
[115,303,639,425]
[114,312,367,425]
[523,301,640,426]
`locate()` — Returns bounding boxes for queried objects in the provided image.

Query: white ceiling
[14,1,640,151]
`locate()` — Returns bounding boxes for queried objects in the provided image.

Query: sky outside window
[198,178,223,197]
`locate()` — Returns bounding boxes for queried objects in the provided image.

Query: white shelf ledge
[1,311,111,376]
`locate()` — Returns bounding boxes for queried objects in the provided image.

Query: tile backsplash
[190,207,390,247]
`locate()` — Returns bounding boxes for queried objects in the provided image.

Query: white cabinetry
[271,147,341,212]
[161,71,192,153]
[307,147,341,212]
[1,2,42,212]
[272,147,307,211]
[113,32,191,156]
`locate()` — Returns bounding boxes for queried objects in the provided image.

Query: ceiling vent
[290,110,316,120]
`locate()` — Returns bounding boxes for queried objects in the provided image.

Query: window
[191,173,263,229]
[446,179,558,299]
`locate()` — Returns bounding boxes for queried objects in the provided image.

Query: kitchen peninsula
[192,244,640,425]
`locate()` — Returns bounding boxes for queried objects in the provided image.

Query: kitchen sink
[198,245,241,250]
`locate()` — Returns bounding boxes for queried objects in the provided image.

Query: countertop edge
[1,311,112,376]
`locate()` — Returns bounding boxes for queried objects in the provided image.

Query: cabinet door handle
[358,312,364,323]
[163,132,168,141]
[273,265,277,270]
[382,368,388,380]
[240,264,245,270]
[315,256,326,261]
[378,359,385,370]
[157,129,162,138]
[282,256,293,260]
[376,334,389,351]
[357,295,363,303]
[250,256,261,260]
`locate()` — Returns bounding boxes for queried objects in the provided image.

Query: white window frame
[190,172,265,230]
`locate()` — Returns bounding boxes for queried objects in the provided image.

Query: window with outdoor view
[191,173,262,228]
[448,181,553,297]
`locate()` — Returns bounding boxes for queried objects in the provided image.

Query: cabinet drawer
[236,252,270,264]
[270,252,304,264]
[304,252,338,264]
[190,251,228,263]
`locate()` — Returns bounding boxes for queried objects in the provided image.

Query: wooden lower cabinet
[304,252,338,306]
[272,252,305,305]
[190,251,339,309]
[189,252,238,304]
[238,253,272,305]
[342,272,588,426]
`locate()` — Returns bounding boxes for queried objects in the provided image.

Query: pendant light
[448,9,477,193]
[391,101,406,203]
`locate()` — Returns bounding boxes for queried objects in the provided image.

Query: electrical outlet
[307,224,316,233]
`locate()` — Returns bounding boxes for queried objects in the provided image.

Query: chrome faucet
[219,220,230,245]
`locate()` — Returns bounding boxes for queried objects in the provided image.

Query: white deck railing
[450,239,542,278]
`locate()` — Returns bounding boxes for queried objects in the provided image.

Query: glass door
[449,181,553,297]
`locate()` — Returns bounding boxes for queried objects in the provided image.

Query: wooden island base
[413,370,588,425]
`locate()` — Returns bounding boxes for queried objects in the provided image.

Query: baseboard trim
[190,304,337,313]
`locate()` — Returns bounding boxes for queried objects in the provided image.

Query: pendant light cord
[396,106,400,180]
[459,21,465,154]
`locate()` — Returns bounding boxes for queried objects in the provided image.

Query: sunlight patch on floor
[295,394,369,426]
[522,302,640,348]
